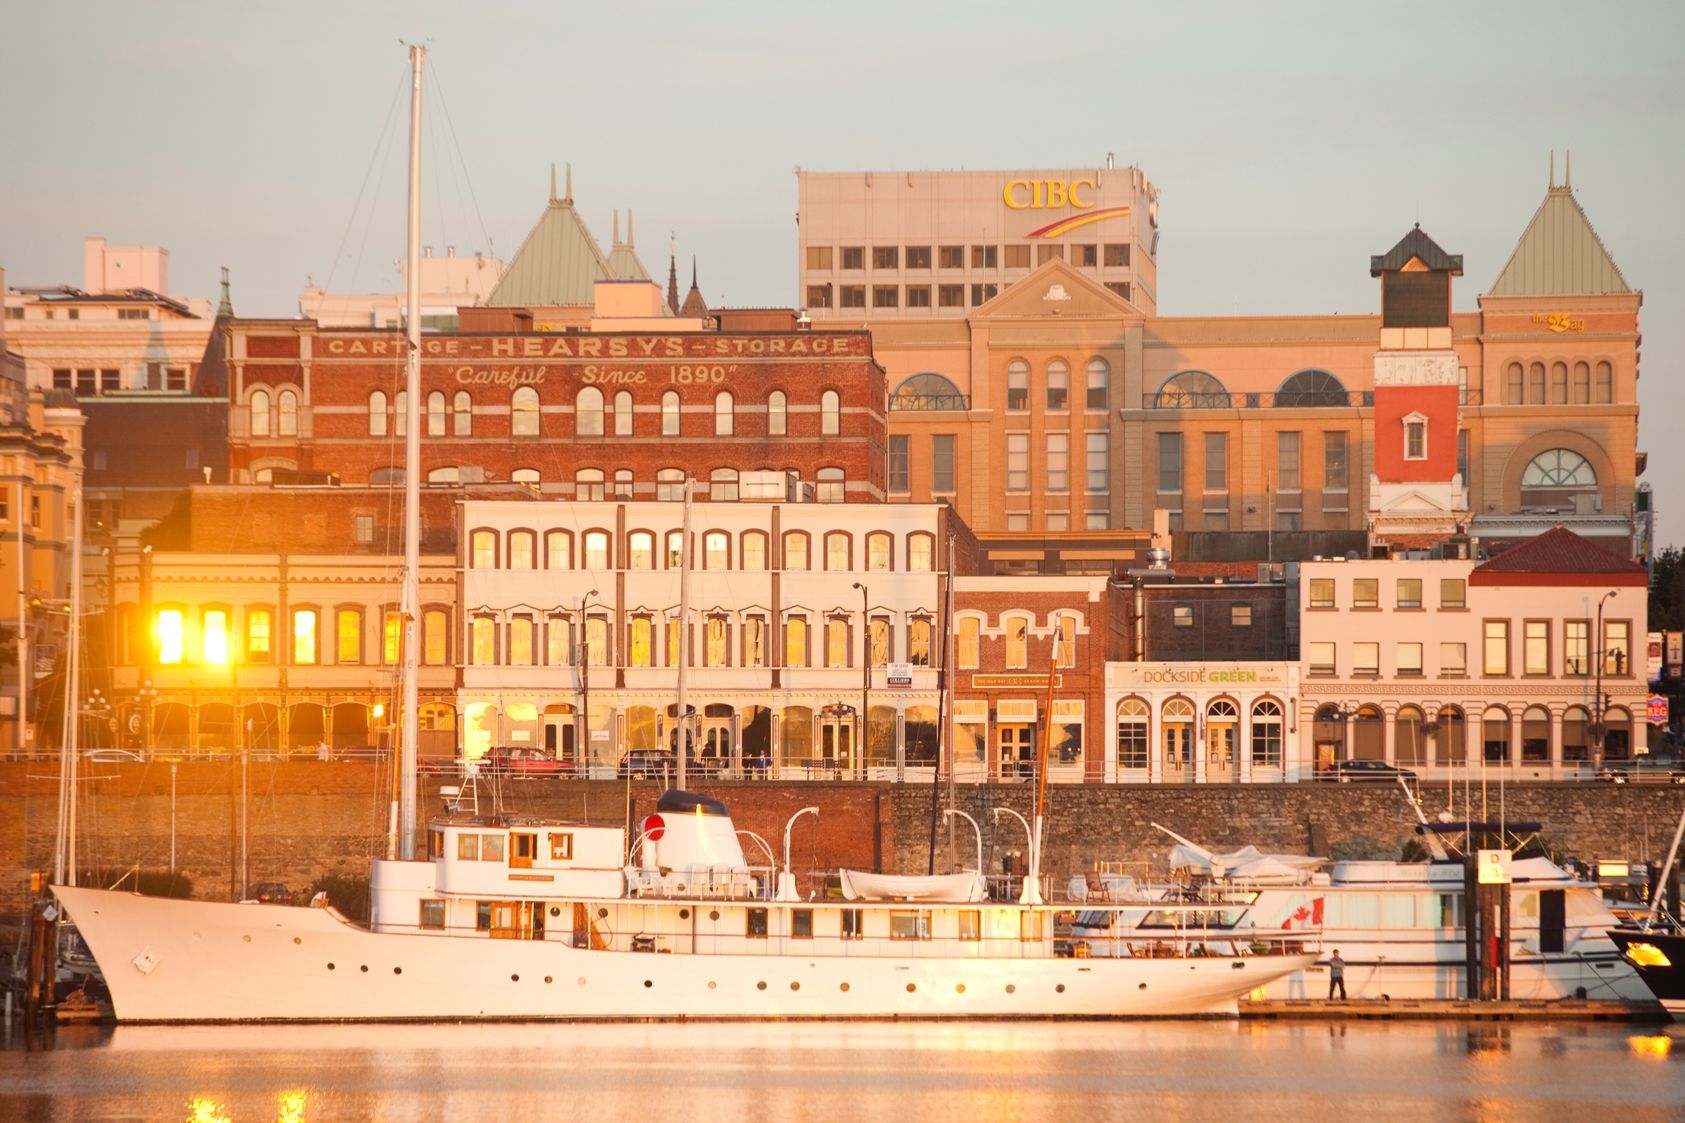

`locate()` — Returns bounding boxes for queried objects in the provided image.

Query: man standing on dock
[1328,950,1346,1000]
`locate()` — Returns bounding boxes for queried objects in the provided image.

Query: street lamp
[851,581,869,781]
[1592,590,1616,772]
[943,807,983,876]
[780,805,819,901]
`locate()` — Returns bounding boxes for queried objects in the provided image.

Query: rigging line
[320,63,410,300]
[347,117,404,303]
[425,80,450,265]
[428,59,495,253]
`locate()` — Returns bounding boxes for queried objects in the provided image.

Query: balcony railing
[1138,389,1484,409]
[889,392,971,411]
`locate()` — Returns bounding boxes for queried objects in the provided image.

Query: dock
[1240,997,1668,1022]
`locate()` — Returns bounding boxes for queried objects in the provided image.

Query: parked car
[416,756,463,776]
[253,883,295,905]
[618,749,674,780]
[1320,759,1418,783]
[483,747,572,777]
[1599,754,1685,784]
[82,748,145,763]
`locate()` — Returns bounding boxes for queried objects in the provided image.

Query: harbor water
[4,1019,1684,1121]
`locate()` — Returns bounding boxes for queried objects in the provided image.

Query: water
[4,1019,1684,1121]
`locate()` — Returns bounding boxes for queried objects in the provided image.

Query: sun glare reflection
[276,1090,310,1122]
[1626,1034,1673,1060]
[186,1096,232,1123]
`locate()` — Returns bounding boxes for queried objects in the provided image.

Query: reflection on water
[3,1019,1684,1121]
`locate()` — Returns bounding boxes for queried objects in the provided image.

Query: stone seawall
[3,761,1681,923]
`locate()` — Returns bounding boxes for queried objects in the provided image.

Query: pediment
[1375,487,1459,514]
[971,259,1142,321]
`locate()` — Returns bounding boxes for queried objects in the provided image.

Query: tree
[1650,545,1684,633]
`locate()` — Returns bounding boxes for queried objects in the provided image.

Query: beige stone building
[800,169,1642,550]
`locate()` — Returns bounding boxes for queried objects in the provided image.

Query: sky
[3,1,1683,544]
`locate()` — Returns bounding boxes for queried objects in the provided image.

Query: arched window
[907,533,934,572]
[249,389,271,437]
[613,468,632,500]
[709,467,738,502]
[782,531,809,571]
[576,386,604,436]
[1274,369,1348,408]
[890,373,966,411]
[511,386,540,436]
[703,530,730,570]
[453,390,472,435]
[426,391,446,436]
[816,467,845,503]
[1206,698,1238,768]
[1506,361,1524,404]
[656,468,686,501]
[820,389,840,435]
[1045,359,1069,410]
[1155,371,1229,408]
[1250,699,1283,767]
[1572,362,1590,405]
[824,531,851,571]
[544,529,572,569]
[575,468,605,501]
[1550,361,1568,404]
[1006,360,1029,411]
[742,530,768,571]
[1004,614,1028,669]
[1481,705,1510,765]
[1397,704,1428,765]
[665,529,685,568]
[628,530,655,570]
[277,389,298,437]
[368,390,388,436]
[1162,698,1194,771]
[1054,612,1076,668]
[511,467,540,485]
[394,390,407,436]
[956,616,980,668]
[1522,705,1551,762]
[866,532,892,571]
[1353,704,1384,760]
[715,391,734,436]
[469,529,498,569]
[423,608,449,665]
[662,390,680,436]
[1085,358,1109,411]
[767,390,787,435]
[427,466,459,484]
[582,530,610,570]
[1562,706,1590,763]
[1520,449,1597,508]
[1435,705,1466,764]
[1527,362,1545,404]
[1116,698,1149,770]
[507,529,536,571]
[613,390,632,436]
[1595,361,1613,403]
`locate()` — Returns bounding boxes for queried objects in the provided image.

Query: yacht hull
[54,885,1314,1022]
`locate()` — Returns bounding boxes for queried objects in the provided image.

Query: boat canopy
[837,869,987,902]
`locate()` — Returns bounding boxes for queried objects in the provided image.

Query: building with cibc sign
[798,165,1644,560]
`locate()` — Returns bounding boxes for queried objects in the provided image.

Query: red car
[483,747,572,777]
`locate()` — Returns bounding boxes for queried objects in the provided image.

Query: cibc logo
[1003,178,1097,210]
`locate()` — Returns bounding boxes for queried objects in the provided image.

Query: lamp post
[1592,590,1616,773]
[851,581,869,781]
[943,808,983,876]
[576,589,600,772]
[780,805,819,901]
[991,805,1036,902]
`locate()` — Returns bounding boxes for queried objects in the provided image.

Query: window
[821,390,840,435]
[971,245,997,269]
[420,899,445,930]
[824,531,850,571]
[1352,579,1378,609]
[585,615,608,666]
[742,531,767,571]
[703,531,730,570]
[661,391,680,436]
[872,246,898,269]
[1116,699,1149,770]
[872,285,898,309]
[939,245,964,269]
[1085,432,1109,493]
[783,532,808,570]
[868,616,889,665]
[1441,642,1466,677]
[1231,604,1252,627]
[1440,578,1466,609]
[1036,244,1065,265]
[1308,577,1334,608]
[1005,616,1027,669]
[335,608,362,663]
[271,388,298,436]
[576,387,604,435]
[1397,578,1421,608]
[1203,432,1227,493]
[612,469,632,500]
[1172,605,1193,628]
[1004,244,1031,269]
[1308,641,1335,675]
[743,616,766,666]
[1551,361,1568,404]
[1055,614,1076,668]
[1157,433,1182,492]
[470,615,496,665]
[704,615,729,667]
[1604,620,1630,676]
[1046,360,1068,410]
[908,616,933,666]
[816,467,845,503]
[1596,361,1613,403]
[807,246,833,270]
[353,514,375,544]
[1277,432,1301,492]
[840,285,865,308]
[931,435,956,494]
[509,614,536,666]
[504,529,534,571]
[545,530,572,569]
[866,532,891,571]
[1085,359,1109,411]
[957,617,980,669]
[709,467,739,502]
[841,246,863,270]
[1006,361,1029,411]
[1155,371,1229,409]
[1251,700,1283,767]
[938,284,964,307]
[1564,620,1589,675]
[509,386,540,436]
[423,390,446,436]
[1404,416,1426,460]
[382,609,401,665]
[1528,362,1546,403]
[1046,433,1069,492]
[888,435,910,493]
[767,390,787,436]
[454,390,473,435]
[547,614,572,666]
[424,610,449,665]
[1324,431,1348,492]
[1398,642,1423,676]
[628,531,654,570]
[1103,243,1130,267]
[368,391,388,436]
[1484,620,1510,675]
[583,530,610,570]
[247,609,272,664]
[1524,621,1549,675]
[292,609,318,665]
[656,468,686,502]
[1006,433,1029,491]
[249,389,271,437]
[784,616,808,667]
[575,468,605,501]
[1072,243,1097,267]
[666,530,685,569]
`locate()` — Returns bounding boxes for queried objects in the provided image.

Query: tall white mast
[674,477,693,791]
[396,43,424,859]
[55,488,84,886]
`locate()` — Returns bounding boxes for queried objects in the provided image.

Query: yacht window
[1381,895,1416,929]
[457,834,478,861]
[890,911,931,940]
[791,909,813,939]
[480,834,506,863]
[747,908,769,938]
[549,832,574,861]
[419,900,445,930]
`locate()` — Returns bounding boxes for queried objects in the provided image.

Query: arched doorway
[1162,698,1194,783]
[701,703,735,776]
[331,702,370,754]
[289,703,326,756]
[1313,704,1346,774]
[1205,698,1238,782]
[1352,705,1384,761]
[543,702,575,763]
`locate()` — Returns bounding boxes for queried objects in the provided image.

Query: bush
[307,873,370,923]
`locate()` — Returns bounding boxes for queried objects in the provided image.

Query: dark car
[1322,759,1418,783]
[1599,754,1685,784]
[618,749,674,780]
[253,883,295,905]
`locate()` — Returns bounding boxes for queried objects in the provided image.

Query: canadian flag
[1281,896,1325,930]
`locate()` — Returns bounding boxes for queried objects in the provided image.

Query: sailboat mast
[54,487,84,887]
[674,478,693,791]
[396,43,424,859]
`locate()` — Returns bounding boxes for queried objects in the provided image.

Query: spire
[680,256,708,318]
[612,209,620,247]
[666,233,680,314]
[626,210,635,246]
[564,163,573,205]
[217,265,233,317]
[691,256,698,289]
[550,163,558,204]
[1564,149,1572,190]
